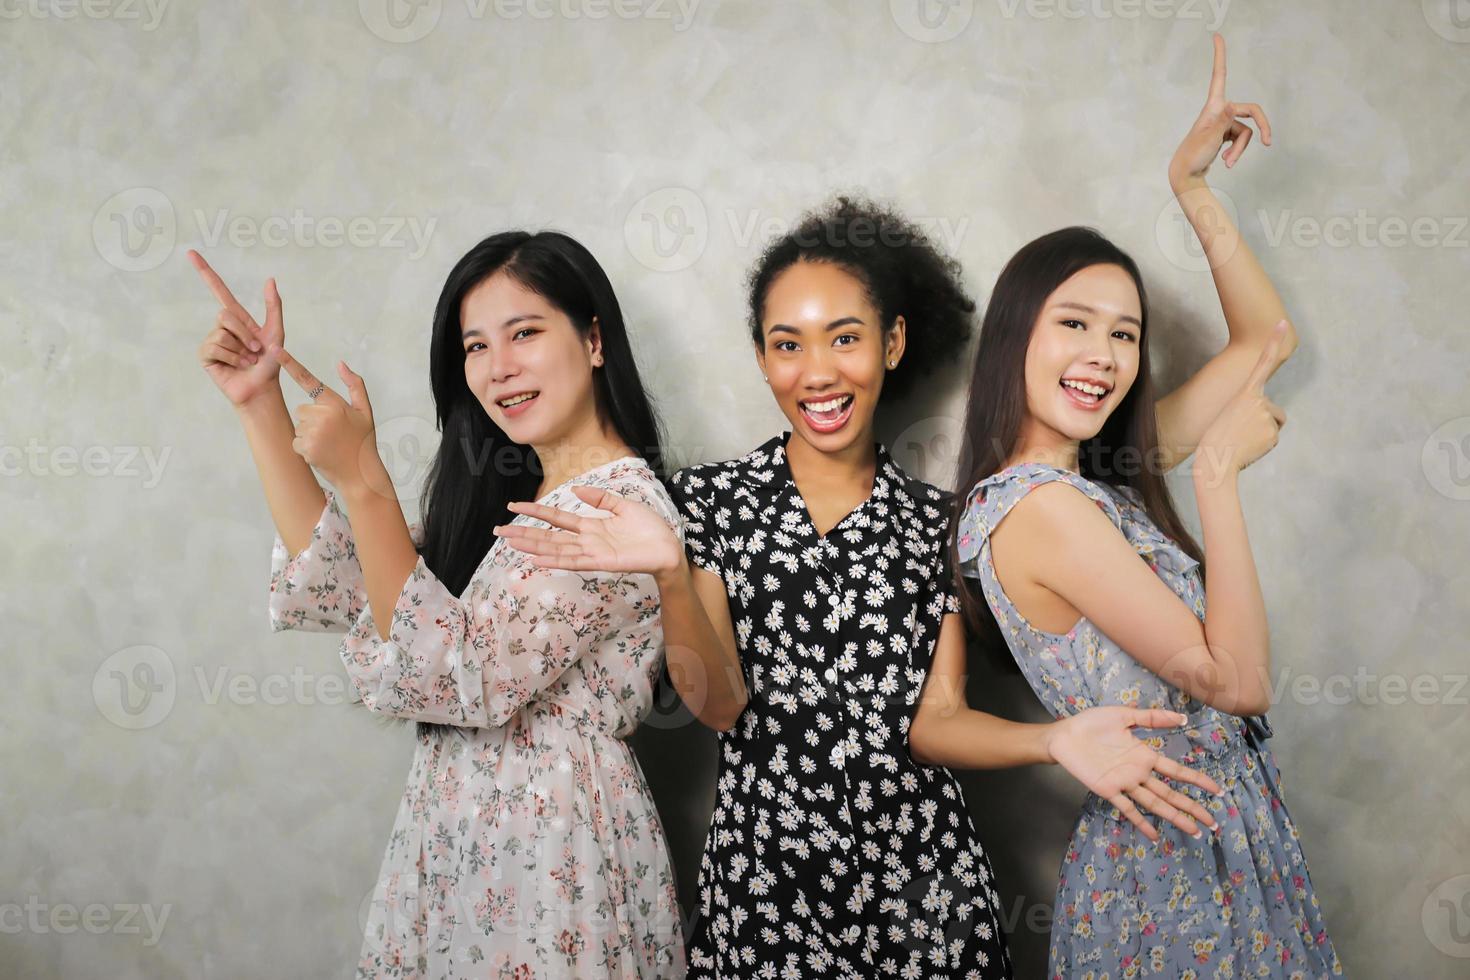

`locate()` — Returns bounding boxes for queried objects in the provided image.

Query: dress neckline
[770,430,899,542]
[534,453,648,506]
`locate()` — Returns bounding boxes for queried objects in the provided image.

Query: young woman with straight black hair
[192,231,688,977]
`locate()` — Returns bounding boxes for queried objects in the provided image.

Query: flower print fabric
[956,462,1342,978]
[669,431,1013,979]
[269,456,686,979]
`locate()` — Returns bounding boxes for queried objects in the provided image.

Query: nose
[800,345,839,389]
[486,341,517,384]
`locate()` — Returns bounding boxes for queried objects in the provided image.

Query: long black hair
[416,230,666,598]
[949,226,1205,671]
[745,195,977,400]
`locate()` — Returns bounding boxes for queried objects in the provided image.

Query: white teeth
[1062,379,1108,397]
[499,392,538,407]
[802,395,852,413]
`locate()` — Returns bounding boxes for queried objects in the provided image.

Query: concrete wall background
[4,1,1468,976]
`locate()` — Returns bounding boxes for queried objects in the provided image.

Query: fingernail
[250,340,261,351]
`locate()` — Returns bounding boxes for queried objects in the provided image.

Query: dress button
[823,668,837,683]
[839,836,851,851]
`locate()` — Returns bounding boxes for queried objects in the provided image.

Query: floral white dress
[268,456,687,979]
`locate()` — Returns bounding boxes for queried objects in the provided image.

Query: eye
[833,334,859,347]
[1113,329,1138,342]
[513,328,539,341]
[1061,319,1086,330]
[774,340,799,353]
[465,341,485,353]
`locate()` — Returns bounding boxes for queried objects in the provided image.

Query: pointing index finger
[270,345,331,401]
[1208,33,1227,103]
[187,250,260,330]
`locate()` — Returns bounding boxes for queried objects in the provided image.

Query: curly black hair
[745,194,977,402]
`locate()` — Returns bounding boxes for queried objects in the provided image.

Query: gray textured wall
[4,1,1468,977]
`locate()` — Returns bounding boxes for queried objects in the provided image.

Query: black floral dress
[667,432,1013,979]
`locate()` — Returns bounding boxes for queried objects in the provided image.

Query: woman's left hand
[272,344,386,498]
[1046,706,1223,842]
[1169,33,1272,187]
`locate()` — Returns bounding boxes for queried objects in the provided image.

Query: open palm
[1049,706,1222,841]
[494,484,684,577]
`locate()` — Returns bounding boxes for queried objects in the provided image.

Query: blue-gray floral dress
[956,462,1343,978]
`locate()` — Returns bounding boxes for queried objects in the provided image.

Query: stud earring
[888,360,896,368]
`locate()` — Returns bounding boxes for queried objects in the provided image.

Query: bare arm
[1006,330,1289,719]
[653,561,750,733]
[189,249,328,556]
[1156,34,1298,471]
[236,387,328,556]
[909,613,1221,840]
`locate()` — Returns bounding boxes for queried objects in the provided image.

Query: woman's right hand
[190,249,285,408]
[493,484,686,580]
[1195,321,1289,482]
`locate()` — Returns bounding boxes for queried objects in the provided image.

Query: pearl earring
[888,360,896,368]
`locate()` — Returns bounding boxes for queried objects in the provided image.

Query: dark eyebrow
[1051,301,1142,329]
[766,316,867,337]
[462,314,546,339]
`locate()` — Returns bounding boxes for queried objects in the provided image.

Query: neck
[1006,416,1080,472]
[785,428,877,487]
[532,415,635,498]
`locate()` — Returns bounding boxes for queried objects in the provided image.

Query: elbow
[703,695,748,734]
[907,721,935,767]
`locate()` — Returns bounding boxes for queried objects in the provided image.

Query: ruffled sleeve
[268,489,426,634]
[336,472,673,729]
[667,465,726,578]
[954,465,1125,579]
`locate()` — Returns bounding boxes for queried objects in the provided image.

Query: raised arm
[1155,34,1299,472]
[1002,333,1289,716]
[189,250,327,555]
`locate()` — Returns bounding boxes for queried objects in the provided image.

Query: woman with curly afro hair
[495,195,1222,978]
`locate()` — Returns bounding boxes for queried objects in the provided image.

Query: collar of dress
[728,430,916,517]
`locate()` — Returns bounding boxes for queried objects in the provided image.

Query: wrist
[653,553,692,592]
[233,383,285,420]
[1039,719,1061,766]
[1192,453,1239,494]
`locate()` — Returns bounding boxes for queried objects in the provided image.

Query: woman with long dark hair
[495,197,1225,977]
[192,231,687,977]
[950,37,1342,977]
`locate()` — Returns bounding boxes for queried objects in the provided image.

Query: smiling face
[1020,263,1143,452]
[460,270,602,452]
[755,260,905,455]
